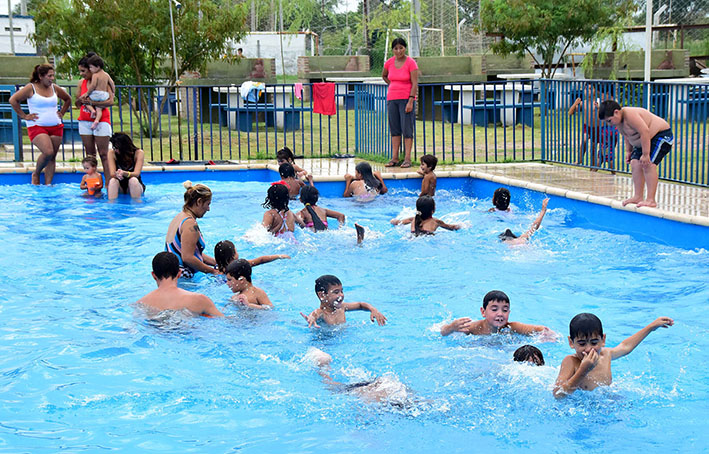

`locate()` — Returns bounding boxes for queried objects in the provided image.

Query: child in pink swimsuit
[262,183,303,240]
[298,186,345,231]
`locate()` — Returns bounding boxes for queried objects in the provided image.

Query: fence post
[540,79,547,162]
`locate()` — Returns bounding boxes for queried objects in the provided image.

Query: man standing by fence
[598,100,673,208]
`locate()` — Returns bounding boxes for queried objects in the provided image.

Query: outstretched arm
[508,321,551,336]
[440,317,474,336]
[342,302,387,325]
[436,218,460,231]
[249,254,290,267]
[609,316,674,360]
[325,208,346,225]
[300,309,322,328]
[391,216,414,225]
[519,198,549,241]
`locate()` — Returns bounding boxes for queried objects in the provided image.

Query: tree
[31,0,248,135]
[479,0,625,78]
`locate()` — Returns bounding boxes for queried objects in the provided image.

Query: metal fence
[1,79,707,186]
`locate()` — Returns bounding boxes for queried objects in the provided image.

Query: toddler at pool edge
[79,155,103,195]
[225,259,273,309]
[417,154,437,197]
[300,275,387,328]
[553,313,673,398]
[137,252,223,317]
[440,290,553,337]
[214,240,290,273]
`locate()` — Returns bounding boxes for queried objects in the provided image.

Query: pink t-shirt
[384,57,419,101]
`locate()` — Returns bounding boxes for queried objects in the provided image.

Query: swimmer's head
[480,290,511,329]
[315,275,344,307]
[569,313,603,341]
[182,181,212,213]
[279,162,296,179]
[276,146,295,165]
[226,258,252,290]
[355,162,381,191]
[492,187,511,211]
[262,183,290,212]
[498,229,518,242]
[82,156,97,172]
[420,154,438,172]
[482,290,509,309]
[413,196,435,235]
[513,345,545,366]
[214,240,237,273]
[299,185,320,206]
[152,251,180,280]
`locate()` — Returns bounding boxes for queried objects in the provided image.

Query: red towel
[312,83,336,116]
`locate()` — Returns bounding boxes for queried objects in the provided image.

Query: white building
[229,32,315,75]
[0,15,36,55]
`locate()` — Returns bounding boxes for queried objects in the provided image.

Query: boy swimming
[225,259,274,309]
[440,290,551,336]
[553,312,673,398]
[300,275,387,327]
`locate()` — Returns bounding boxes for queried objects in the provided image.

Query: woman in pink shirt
[382,38,419,168]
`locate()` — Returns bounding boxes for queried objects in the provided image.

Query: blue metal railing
[1,79,706,186]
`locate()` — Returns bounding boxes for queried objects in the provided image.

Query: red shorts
[27,124,64,142]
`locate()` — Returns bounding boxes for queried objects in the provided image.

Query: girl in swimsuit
[276,146,309,179]
[262,183,304,239]
[297,186,345,231]
[164,181,219,278]
[79,155,103,196]
[343,162,388,200]
[278,162,308,199]
[390,195,461,235]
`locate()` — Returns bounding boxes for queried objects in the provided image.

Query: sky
[0,0,22,15]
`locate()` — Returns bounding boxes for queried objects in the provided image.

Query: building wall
[0,16,36,55]
[230,32,313,76]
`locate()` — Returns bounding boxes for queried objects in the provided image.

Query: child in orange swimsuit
[80,156,103,196]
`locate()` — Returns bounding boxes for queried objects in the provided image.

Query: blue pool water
[0,173,707,452]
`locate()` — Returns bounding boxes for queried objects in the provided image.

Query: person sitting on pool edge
[300,274,387,328]
[553,313,673,398]
[138,252,223,317]
[440,290,552,337]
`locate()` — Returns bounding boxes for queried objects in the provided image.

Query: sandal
[385,159,400,167]
[400,160,412,168]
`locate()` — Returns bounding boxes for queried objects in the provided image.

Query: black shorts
[119,175,146,194]
[630,129,673,165]
[387,99,415,138]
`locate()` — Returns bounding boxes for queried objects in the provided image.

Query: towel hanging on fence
[312,83,336,116]
[294,83,303,100]
[240,81,265,103]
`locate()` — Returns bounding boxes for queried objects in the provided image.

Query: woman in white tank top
[9,64,72,185]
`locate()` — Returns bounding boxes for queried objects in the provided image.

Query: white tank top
[26,84,60,127]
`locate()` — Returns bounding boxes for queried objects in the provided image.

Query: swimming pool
[0,172,707,452]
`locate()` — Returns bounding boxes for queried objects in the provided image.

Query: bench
[211,103,312,132]
[433,100,460,123]
[678,93,709,121]
[463,100,541,126]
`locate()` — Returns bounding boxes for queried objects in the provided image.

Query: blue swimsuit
[165,217,206,278]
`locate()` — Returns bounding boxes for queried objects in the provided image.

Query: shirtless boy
[553,313,673,398]
[569,83,601,169]
[598,100,673,208]
[225,259,273,309]
[417,154,437,197]
[79,54,115,130]
[440,290,551,336]
[300,275,387,328]
[138,252,223,317]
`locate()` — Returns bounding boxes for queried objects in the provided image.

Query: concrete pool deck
[1,158,708,227]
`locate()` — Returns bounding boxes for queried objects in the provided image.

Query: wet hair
[569,313,603,341]
[182,180,212,210]
[420,154,438,171]
[78,52,98,69]
[482,290,510,309]
[226,259,252,283]
[391,37,407,49]
[413,196,435,236]
[30,64,54,83]
[262,183,290,211]
[355,162,381,192]
[300,186,327,231]
[86,54,105,69]
[513,345,545,366]
[152,251,180,280]
[279,162,296,179]
[214,240,237,273]
[276,146,295,163]
[82,156,98,167]
[598,100,621,120]
[498,228,518,241]
[492,187,511,211]
[315,274,342,294]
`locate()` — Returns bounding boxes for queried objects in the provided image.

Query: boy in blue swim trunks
[599,100,673,208]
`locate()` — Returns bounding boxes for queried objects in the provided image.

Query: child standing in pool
[276,146,308,179]
[225,259,273,309]
[262,183,303,239]
[489,187,511,212]
[80,155,103,195]
[390,196,460,235]
[298,186,345,231]
[214,240,290,273]
[417,154,437,197]
[440,290,552,336]
[300,275,387,328]
[553,313,673,397]
[343,162,388,200]
[278,162,311,199]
